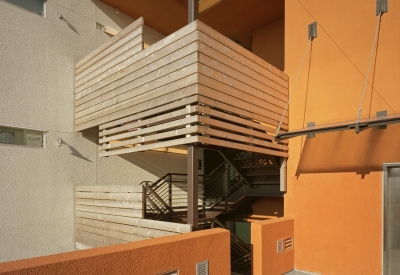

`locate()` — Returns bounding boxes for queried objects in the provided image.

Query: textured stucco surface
[251,218,294,275]
[284,0,400,274]
[0,228,231,275]
[0,0,183,263]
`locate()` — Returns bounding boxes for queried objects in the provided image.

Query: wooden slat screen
[74,185,191,249]
[74,19,289,157]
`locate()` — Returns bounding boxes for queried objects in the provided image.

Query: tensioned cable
[275,39,311,136]
[355,12,383,131]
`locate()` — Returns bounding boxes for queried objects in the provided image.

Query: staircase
[198,218,252,275]
[141,149,284,274]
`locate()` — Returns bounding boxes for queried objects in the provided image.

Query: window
[3,0,46,17]
[0,125,45,148]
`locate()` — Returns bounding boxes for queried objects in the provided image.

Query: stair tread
[251,181,280,184]
[246,173,279,176]
[239,164,275,169]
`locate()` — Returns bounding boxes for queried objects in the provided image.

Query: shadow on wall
[121,151,187,179]
[91,0,135,29]
[296,124,400,177]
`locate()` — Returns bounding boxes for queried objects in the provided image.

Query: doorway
[384,164,400,275]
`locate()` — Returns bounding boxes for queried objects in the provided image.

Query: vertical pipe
[168,175,172,207]
[187,143,198,230]
[188,0,199,23]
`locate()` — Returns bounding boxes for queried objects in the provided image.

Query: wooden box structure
[74,17,289,158]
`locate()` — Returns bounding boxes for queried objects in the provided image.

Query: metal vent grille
[284,237,293,250]
[196,260,209,275]
[277,240,284,253]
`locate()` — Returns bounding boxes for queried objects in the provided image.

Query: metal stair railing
[208,218,252,275]
[141,160,248,222]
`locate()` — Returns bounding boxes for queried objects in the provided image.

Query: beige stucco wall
[0,0,178,263]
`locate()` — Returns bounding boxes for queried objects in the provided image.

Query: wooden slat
[75,51,198,114]
[198,84,288,125]
[199,56,288,108]
[196,21,288,82]
[75,242,94,250]
[198,95,288,131]
[76,227,145,244]
[76,31,199,97]
[197,30,288,89]
[99,95,198,130]
[75,32,143,84]
[197,105,277,134]
[76,217,178,238]
[198,136,288,158]
[100,126,199,151]
[75,85,199,131]
[76,36,198,99]
[198,52,288,104]
[75,17,144,69]
[100,105,198,137]
[75,68,198,122]
[198,42,288,95]
[198,116,280,144]
[75,236,110,248]
[99,115,199,143]
[198,73,286,122]
[75,192,142,201]
[75,211,192,233]
[196,125,288,151]
[76,199,143,209]
[75,205,142,218]
[76,41,143,90]
[100,136,198,157]
[75,185,142,193]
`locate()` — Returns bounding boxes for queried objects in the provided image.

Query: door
[384,165,400,275]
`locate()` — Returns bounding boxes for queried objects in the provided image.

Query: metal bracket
[376,0,388,16]
[376,110,387,130]
[308,22,317,40]
[306,122,315,138]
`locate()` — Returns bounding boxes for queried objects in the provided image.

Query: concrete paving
[284,270,320,275]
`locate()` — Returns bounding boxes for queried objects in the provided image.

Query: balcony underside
[74,18,289,157]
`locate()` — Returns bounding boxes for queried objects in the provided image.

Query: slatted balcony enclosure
[74,17,289,158]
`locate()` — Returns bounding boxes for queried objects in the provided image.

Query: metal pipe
[188,0,199,23]
[187,143,199,230]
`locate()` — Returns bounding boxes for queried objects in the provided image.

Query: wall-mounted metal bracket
[306,122,315,138]
[376,110,387,129]
[376,0,388,16]
[308,22,317,40]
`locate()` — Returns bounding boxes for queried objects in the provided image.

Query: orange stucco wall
[0,229,230,275]
[284,0,400,274]
[252,17,285,71]
[251,218,294,275]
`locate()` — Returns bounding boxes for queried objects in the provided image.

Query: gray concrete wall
[0,0,178,263]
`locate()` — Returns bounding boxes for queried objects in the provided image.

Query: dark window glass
[4,0,45,16]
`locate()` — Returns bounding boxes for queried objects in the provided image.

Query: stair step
[246,172,279,176]
[233,156,269,161]
[251,181,280,185]
[239,164,275,169]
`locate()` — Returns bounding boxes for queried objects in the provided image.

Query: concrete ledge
[0,228,230,275]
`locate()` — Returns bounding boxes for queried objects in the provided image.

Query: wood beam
[188,0,199,23]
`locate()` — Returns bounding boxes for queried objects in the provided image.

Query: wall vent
[284,237,293,250]
[277,239,284,253]
[196,260,209,275]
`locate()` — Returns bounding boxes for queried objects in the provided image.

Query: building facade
[0,0,399,274]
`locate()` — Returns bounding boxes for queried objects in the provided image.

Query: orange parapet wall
[0,228,230,275]
[251,218,294,275]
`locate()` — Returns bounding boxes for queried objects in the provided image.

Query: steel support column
[187,143,198,230]
[188,0,199,23]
